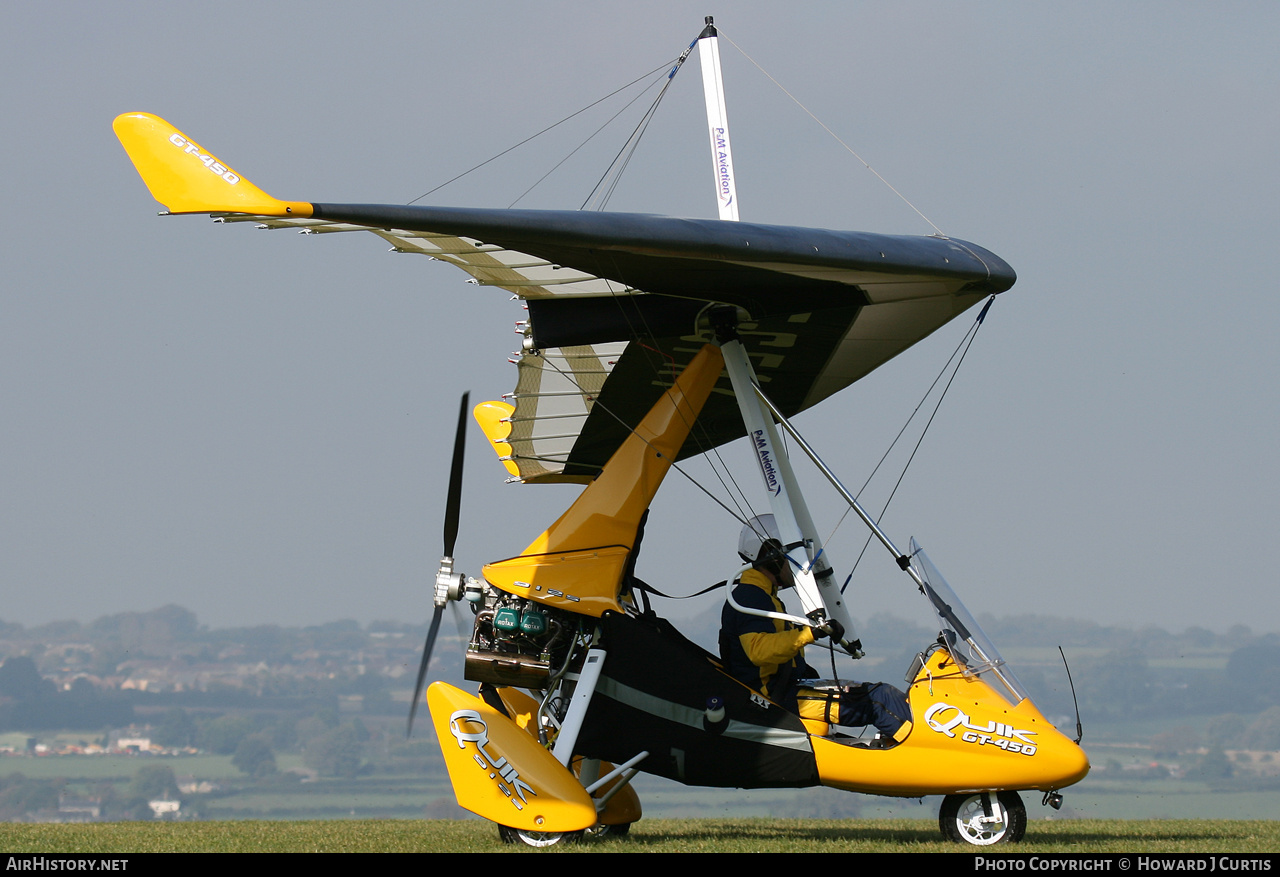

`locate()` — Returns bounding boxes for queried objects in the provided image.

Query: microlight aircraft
[113,18,1088,847]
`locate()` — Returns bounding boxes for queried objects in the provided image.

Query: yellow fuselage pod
[488,685,641,826]
[482,343,725,616]
[427,682,597,832]
[813,649,1089,797]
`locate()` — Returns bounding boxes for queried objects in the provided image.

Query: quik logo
[449,709,537,810]
[923,703,1038,756]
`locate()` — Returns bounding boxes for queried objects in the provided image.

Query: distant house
[176,775,217,794]
[57,794,102,822]
[148,800,180,818]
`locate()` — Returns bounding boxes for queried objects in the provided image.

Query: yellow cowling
[813,648,1090,797]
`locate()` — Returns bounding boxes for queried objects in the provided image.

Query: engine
[464,587,578,688]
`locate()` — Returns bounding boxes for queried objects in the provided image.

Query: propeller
[408,391,470,737]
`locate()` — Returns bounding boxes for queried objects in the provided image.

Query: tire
[939,791,1027,845]
[584,821,632,840]
[497,825,583,847]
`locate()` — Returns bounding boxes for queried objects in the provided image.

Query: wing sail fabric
[217,207,1014,482]
[217,214,640,483]
[505,342,629,483]
[116,113,1015,484]
[223,215,633,299]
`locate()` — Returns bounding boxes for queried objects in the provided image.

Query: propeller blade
[450,601,470,641]
[407,391,470,738]
[407,604,445,737]
[442,392,469,559]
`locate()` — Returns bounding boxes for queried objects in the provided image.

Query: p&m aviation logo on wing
[752,430,782,496]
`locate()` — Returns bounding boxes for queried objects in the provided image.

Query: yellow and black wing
[115,113,1016,483]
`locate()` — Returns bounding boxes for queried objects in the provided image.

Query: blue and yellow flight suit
[720,568,817,711]
[720,568,912,743]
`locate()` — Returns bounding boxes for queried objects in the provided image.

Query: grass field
[1,819,1277,853]
[11,752,1280,824]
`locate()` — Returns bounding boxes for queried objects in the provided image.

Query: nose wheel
[497,826,583,847]
[939,791,1026,845]
[497,821,632,845]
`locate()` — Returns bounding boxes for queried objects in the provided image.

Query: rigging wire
[601,308,763,531]
[481,23,763,533]
[716,27,947,239]
[499,25,761,528]
[509,72,670,208]
[823,299,986,549]
[840,296,995,593]
[569,22,971,547]
[406,59,677,206]
[580,43,694,211]
[531,352,751,528]
[583,270,763,530]
[683,440,760,531]
[592,101,661,211]
[566,31,755,517]
[490,26,987,612]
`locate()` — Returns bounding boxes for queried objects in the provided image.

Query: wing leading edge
[114,112,1015,483]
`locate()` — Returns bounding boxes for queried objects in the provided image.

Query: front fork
[545,643,647,820]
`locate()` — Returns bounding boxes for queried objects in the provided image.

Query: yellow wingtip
[113,112,312,217]
[473,400,520,479]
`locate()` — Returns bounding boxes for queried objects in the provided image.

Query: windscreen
[910,539,1028,706]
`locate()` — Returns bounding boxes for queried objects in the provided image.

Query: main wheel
[584,821,632,840]
[497,825,582,847]
[939,791,1026,846]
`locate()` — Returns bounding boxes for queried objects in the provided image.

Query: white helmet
[737,514,782,564]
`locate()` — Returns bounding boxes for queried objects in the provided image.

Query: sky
[2,1,1277,641]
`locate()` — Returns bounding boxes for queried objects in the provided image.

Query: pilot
[719,515,913,747]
